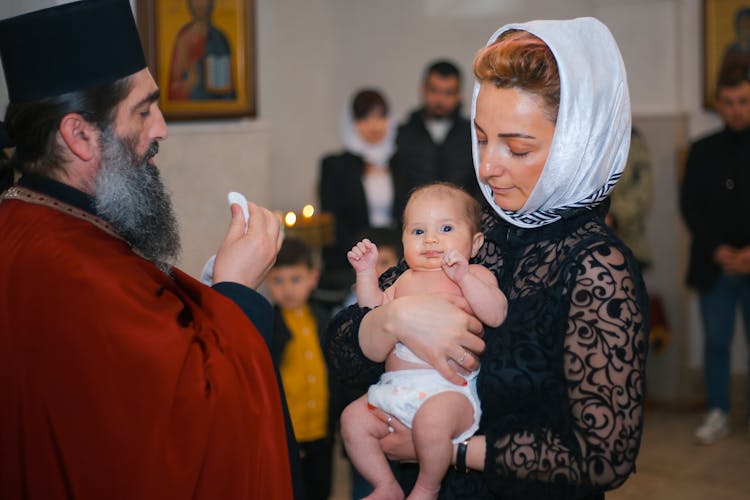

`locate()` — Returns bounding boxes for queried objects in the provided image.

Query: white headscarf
[471,17,631,228]
[339,99,396,170]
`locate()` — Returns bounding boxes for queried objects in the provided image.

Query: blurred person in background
[319,88,407,294]
[396,59,481,202]
[681,63,750,445]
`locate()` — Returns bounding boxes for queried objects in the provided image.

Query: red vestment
[0,188,293,499]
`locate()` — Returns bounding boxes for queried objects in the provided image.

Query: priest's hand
[213,201,283,289]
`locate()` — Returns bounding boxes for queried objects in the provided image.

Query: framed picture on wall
[703,0,750,109]
[136,0,256,120]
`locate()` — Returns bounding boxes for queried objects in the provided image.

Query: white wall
[256,0,339,211]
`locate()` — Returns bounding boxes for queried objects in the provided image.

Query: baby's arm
[348,239,388,308]
[442,250,507,327]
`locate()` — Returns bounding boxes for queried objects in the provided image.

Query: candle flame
[284,211,297,227]
[302,204,315,218]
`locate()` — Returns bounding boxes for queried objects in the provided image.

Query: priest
[0,0,299,498]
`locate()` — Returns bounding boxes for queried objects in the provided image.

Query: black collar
[484,201,609,247]
[18,174,97,216]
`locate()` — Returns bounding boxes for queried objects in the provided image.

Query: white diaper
[394,342,429,365]
[367,368,481,444]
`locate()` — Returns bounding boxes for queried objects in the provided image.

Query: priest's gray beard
[93,127,181,272]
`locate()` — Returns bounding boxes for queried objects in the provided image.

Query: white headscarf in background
[471,17,631,228]
[339,100,396,169]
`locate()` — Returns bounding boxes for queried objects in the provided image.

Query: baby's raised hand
[442,249,469,283]
[347,239,379,273]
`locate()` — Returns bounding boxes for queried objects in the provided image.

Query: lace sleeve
[324,260,407,389]
[484,240,649,497]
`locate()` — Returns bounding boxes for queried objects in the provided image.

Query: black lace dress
[326,204,649,499]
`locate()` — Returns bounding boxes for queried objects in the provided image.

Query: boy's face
[265,264,319,310]
[401,191,483,272]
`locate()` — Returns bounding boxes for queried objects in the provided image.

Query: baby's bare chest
[394,270,461,298]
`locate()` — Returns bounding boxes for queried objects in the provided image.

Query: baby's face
[401,192,477,272]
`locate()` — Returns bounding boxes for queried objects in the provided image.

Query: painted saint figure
[719,8,750,81]
[169,0,236,101]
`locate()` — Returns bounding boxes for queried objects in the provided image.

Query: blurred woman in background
[318,89,407,293]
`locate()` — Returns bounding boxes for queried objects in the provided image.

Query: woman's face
[474,83,555,211]
[355,109,388,144]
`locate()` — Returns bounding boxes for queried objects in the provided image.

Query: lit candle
[284,211,297,227]
[302,204,315,218]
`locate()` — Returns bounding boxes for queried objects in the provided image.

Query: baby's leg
[340,395,404,500]
[408,392,474,500]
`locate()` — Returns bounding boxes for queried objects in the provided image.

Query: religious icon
[168,0,236,101]
[717,7,750,79]
[137,0,255,119]
[703,1,750,109]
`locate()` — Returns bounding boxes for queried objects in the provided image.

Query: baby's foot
[364,480,404,500]
[406,481,440,500]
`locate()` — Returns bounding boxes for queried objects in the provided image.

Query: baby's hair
[273,237,313,269]
[406,182,483,234]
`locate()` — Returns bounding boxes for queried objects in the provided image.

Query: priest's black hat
[0,0,147,103]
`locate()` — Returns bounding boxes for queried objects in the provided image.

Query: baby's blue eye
[412,228,424,235]
[441,225,453,233]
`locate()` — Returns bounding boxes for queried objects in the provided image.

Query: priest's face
[112,68,168,165]
[93,69,180,271]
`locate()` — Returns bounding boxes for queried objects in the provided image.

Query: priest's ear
[58,113,99,162]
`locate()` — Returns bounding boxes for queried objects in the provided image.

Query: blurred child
[340,227,403,310]
[338,227,403,499]
[265,238,336,500]
[341,183,507,500]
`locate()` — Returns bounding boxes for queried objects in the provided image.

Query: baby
[340,182,507,500]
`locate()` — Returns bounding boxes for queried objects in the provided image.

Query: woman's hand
[213,202,284,289]
[371,407,417,462]
[360,294,485,385]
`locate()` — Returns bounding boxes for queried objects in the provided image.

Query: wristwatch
[454,439,470,474]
